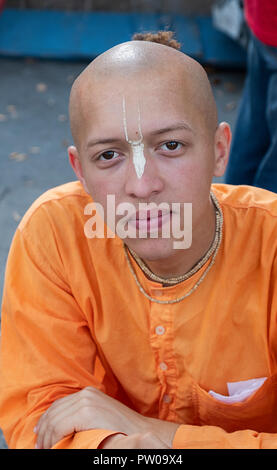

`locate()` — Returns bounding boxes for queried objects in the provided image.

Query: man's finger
[36,407,69,448]
[35,394,84,448]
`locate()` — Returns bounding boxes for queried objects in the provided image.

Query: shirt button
[163,394,171,403]
[159,362,168,371]
[155,325,165,335]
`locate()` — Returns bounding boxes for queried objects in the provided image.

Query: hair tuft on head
[132,30,181,50]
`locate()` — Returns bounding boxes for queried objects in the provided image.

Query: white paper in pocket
[208,377,267,404]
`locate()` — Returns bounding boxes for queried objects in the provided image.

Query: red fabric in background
[245,0,277,47]
[0,0,5,12]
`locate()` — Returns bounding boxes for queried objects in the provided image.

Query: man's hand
[99,433,170,449]
[34,387,178,449]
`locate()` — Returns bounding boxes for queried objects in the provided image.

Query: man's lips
[128,210,172,231]
[130,210,171,221]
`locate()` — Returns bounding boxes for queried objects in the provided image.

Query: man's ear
[68,146,89,193]
[213,122,232,177]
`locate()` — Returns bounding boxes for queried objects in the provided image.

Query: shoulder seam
[219,200,277,218]
[18,191,89,232]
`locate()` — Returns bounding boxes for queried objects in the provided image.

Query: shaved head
[69,40,218,151]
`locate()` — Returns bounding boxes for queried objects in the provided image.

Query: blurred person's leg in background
[252,42,277,191]
[225,34,273,190]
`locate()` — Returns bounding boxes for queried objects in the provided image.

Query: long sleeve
[172,424,277,449]
[0,225,119,449]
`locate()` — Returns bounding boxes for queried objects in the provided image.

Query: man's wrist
[147,418,179,447]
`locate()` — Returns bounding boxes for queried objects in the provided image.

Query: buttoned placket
[149,290,178,421]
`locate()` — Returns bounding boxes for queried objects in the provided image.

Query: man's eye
[161,141,181,151]
[98,151,119,161]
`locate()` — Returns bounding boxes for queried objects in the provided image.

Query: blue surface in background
[0,8,246,67]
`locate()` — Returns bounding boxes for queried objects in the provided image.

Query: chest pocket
[193,375,277,433]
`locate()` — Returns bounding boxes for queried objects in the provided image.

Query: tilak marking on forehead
[122,96,146,179]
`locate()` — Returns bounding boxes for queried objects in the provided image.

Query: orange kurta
[1,182,277,449]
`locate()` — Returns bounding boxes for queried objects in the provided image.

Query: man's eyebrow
[150,123,194,136]
[86,138,122,150]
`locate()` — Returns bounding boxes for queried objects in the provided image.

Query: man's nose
[124,151,164,200]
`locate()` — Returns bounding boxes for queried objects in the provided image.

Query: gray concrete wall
[5,0,214,14]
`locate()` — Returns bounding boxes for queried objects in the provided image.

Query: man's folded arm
[0,226,121,449]
[64,418,277,450]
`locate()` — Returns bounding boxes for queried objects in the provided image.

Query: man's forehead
[76,69,196,120]
[79,81,199,133]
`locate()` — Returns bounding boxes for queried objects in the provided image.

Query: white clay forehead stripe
[122,96,146,179]
[122,95,143,143]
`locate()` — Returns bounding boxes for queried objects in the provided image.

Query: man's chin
[123,237,176,262]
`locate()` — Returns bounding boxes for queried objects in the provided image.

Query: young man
[1,34,277,449]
